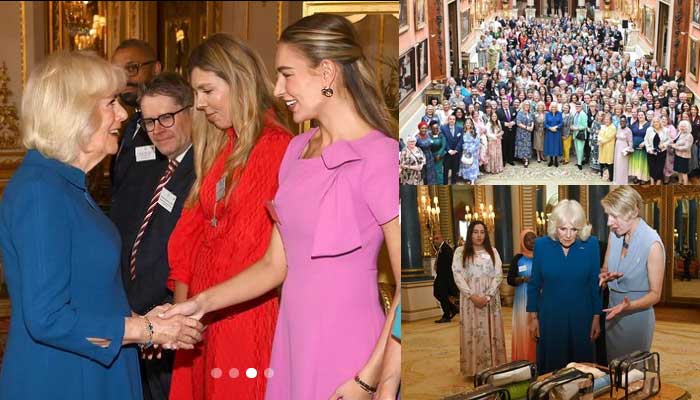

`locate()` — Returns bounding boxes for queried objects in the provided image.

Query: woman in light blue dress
[515,102,534,167]
[459,118,481,184]
[600,186,666,362]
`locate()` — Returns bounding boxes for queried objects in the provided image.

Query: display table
[537,365,691,400]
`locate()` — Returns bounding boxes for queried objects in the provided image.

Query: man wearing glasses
[110,39,162,192]
[109,73,195,400]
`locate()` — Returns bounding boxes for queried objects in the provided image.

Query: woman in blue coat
[0,51,203,400]
[526,199,602,374]
[544,101,563,167]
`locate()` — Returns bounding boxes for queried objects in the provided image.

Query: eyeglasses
[141,106,190,132]
[123,60,157,77]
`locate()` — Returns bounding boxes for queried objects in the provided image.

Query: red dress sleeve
[167,202,206,291]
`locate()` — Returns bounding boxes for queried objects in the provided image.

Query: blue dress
[459,132,481,182]
[605,219,664,362]
[416,135,436,184]
[544,111,563,156]
[527,236,602,374]
[0,150,141,400]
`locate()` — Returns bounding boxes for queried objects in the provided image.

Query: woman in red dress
[166,34,292,400]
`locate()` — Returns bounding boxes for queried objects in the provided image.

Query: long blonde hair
[185,34,288,207]
[279,13,397,138]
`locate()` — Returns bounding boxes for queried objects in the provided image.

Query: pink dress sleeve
[362,134,399,225]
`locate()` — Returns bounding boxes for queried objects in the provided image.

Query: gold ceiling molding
[277,1,283,39]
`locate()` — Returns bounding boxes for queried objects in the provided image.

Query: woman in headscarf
[507,229,537,362]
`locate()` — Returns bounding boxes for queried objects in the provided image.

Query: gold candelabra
[420,195,441,241]
[536,211,550,237]
[465,203,495,232]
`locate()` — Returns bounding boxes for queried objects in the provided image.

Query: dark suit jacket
[433,242,458,298]
[496,107,517,133]
[440,124,464,152]
[111,111,151,195]
[110,147,195,315]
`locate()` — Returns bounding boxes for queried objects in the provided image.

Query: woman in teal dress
[527,200,601,374]
[0,51,201,400]
[429,121,446,184]
[507,229,537,362]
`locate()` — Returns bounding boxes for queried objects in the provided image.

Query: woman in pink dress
[662,114,679,183]
[485,112,504,173]
[162,14,399,400]
[613,116,633,185]
[472,110,489,168]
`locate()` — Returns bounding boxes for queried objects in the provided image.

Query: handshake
[137,297,206,359]
[87,297,206,357]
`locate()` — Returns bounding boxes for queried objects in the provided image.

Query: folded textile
[593,375,611,393]
[490,366,534,386]
[503,380,530,400]
[566,363,606,378]
[619,369,644,386]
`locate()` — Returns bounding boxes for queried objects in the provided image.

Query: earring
[321,87,334,97]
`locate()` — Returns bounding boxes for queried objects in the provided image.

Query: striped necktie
[129,159,179,281]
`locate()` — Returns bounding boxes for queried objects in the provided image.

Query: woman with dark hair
[452,221,506,379]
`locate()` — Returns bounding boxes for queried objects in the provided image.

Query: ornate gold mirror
[671,192,700,301]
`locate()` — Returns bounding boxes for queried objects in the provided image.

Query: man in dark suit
[110,39,162,193]
[110,73,195,400]
[496,98,517,166]
[433,234,458,323]
[440,114,463,184]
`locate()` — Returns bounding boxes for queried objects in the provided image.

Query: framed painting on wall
[400,47,416,104]
[400,0,408,33]
[694,0,700,26]
[644,6,654,44]
[460,8,470,44]
[414,0,425,30]
[417,39,428,82]
[690,39,698,81]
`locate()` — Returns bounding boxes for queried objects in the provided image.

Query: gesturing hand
[598,270,624,287]
[590,317,601,341]
[603,296,631,321]
[528,318,540,341]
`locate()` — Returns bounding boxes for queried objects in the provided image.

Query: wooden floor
[403,306,700,400]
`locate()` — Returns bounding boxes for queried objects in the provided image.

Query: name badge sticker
[216,177,226,202]
[158,188,177,213]
[135,145,156,162]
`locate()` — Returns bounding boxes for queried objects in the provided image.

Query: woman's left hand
[603,296,631,321]
[589,316,600,341]
[329,377,373,400]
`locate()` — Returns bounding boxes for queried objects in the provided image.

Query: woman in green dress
[429,121,446,184]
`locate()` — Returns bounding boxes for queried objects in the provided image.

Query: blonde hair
[21,51,125,163]
[601,186,642,220]
[186,34,288,207]
[279,13,397,138]
[547,199,592,241]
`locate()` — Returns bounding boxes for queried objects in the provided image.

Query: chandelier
[536,211,550,237]
[63,1,105,51]
[420,195,441,237]
[465,203,495,231]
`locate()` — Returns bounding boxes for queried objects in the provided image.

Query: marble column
[588,186,611,242]
[401,185,427,281]
[494,185,514,262]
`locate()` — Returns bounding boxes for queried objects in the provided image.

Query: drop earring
[321,87,334,97]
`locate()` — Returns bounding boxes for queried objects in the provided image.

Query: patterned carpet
[403,306,700,399]
[473,160,613,185]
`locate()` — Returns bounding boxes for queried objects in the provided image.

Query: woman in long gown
[452,221,506,378]
[629,111,650,183]
[515,102,534,167]
[459,118,481,184]
[533,102,546,163]
[430,121,446,184]
[613,117,633,184]
[507,229,537,363]
[485,112,504,173]
[163,14,400,400]
[662,115,679,183]
[543,101,563,167]
[589,111,604,173]
[598,113,617,182]
[600,186,665,362]
[415,121,436,184]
